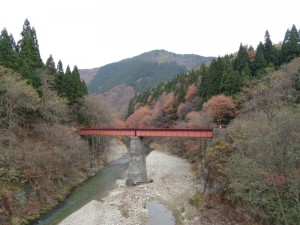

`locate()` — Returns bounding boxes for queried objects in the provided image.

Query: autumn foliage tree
[125,92,178,128]
[125,106,153,128]
[202,94,238,125]
[185,111,213,128]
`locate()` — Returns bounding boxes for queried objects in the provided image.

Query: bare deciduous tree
[38,71,69,123]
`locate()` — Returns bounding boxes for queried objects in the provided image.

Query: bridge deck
[78,128,213,138]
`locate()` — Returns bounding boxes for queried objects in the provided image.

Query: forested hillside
[126,25,300,126]
[156,58,300,225]
[87,49,214,93]
[0,20,114,224]
[205,58,300,225]
[125,24,300,225]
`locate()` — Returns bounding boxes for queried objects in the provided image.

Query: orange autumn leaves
[202,94,238,125]
[125,84,238,128]
[125,92,177,128]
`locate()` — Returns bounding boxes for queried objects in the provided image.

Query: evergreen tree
[64,65,73,100]
[252,42,267,77]
[220,56,244,95]
[177,84,186,104]
[54,60,65,96]
[187,69,200,84]
[43,55,57,93]
[281,25,300,63]
[199,63,208,75]
[263,30,278,66]
[60,65,87,104]
[234,43,250,73]
[56,60,64,75]
[0,28,19,70]
[199,57,229,102]
[126,98,135,118]
[45,55,56,74]
[18,19,44,88]
[58,65,71,99]
[81,80,88,95]
[73,65,88,96]
[65,65,71,75]
[199,59,216,101]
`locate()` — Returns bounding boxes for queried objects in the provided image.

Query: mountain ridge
[131,49,214,70]
[79,49,214,92]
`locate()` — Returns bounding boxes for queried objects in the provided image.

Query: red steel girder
[78,128,213,138]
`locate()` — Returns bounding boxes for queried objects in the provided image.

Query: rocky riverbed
[59,146,202,225]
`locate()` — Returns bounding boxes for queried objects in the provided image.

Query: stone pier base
[127,136,147,183]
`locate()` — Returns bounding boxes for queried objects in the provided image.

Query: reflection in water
[146,200,175,225]
[30,154,129,225]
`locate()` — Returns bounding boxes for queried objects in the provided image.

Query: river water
[146,200,175,225]
[30,154,130,225]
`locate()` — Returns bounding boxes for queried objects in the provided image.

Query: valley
[0,18,299,225]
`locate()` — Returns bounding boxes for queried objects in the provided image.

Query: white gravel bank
[59,149,200,225]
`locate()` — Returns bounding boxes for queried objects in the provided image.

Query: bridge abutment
[128,136,148,183]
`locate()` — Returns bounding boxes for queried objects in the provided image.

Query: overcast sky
[1,0,299,69]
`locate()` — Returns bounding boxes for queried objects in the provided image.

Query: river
[30,154,130,225]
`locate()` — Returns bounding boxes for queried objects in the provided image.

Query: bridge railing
[78,127,214,138]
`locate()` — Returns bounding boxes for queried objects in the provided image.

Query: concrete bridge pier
[127,136,148,183]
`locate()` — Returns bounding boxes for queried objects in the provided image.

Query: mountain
[79,50,213,118]
[83,49,214,94]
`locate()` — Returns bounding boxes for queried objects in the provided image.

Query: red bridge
[79,127,214,184]
[78,128,214,138]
